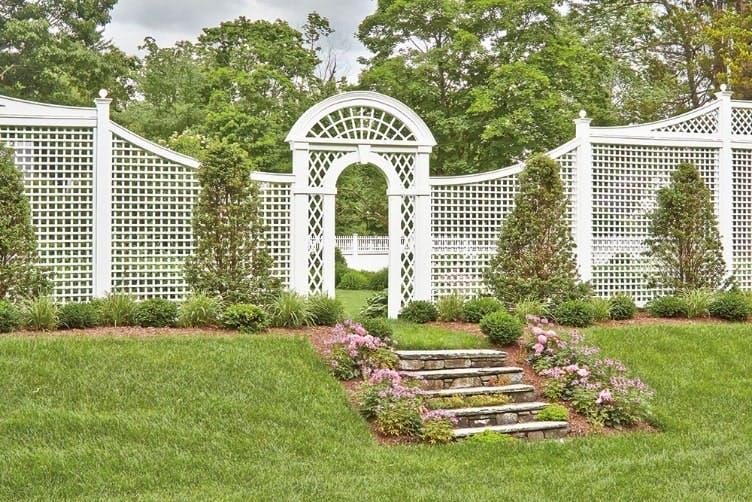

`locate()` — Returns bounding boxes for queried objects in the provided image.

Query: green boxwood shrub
[709,291,751,321]
[357,317,394,340]
[135,297,178,328]
[399,300,439,324]
[58,301,100,329]
[647,295,688,318]
[338,270,370,290]
[554,300,594,327]
[462,297,504,323]
[479,310,523,345]
[0,300,22,333]
[536,404,570,422]
[609,293,636,320]
[222,304,268,333]
[307,294,344,326]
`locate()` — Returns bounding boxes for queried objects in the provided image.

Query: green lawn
[335,289,374,318]
[1,324,751,500]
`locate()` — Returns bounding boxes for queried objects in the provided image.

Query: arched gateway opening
[285,92,436,317]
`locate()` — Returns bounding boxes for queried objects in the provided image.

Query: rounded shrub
[58,301,100,329]
[307,293,344,326]
[369,268,389,290]
[337,270,370,290]
[608,293,636,320]
[398,300,439,324]
[0,300,22,333]
[554,300,594,327]
[479,310,523,345]
[222,304,268,333]
[536,404,570,422]
[709,291,751,322]
[357,317,394,341]
[462,297,504,323]
[135,297,178,328]
[462,430,516,444]
[647,295,688,318]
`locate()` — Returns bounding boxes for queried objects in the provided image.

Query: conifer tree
[185,141,279,304]
[485,154,584,305]
[0,144,46,300]
[645,162,726,291]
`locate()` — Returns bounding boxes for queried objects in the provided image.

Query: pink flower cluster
[325,321,394,355]
[530,324,560,355]
[366,368,424,401]
[419,407,459,425]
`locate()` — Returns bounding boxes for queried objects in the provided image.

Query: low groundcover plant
[526,315,654,427]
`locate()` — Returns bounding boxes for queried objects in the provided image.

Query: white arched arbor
[286,91,436,317]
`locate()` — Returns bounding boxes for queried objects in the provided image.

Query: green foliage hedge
[609,293,636,320]
[0,300,22,333]
[647,295,688,318]
[479,310,522,345]
[463,297,503,323]
[222,304,268,333]
[709,292,751,322]
[135,298,177,328]
[554,300,594,327]
[58,302,100,329]
[399,300,438,324]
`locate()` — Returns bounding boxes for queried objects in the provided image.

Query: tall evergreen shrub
[645,162,725,291]
[0,144,48,300]
[185,142,279,304]
[485,154,584,305]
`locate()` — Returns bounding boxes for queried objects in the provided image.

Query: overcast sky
[104,0,377,81]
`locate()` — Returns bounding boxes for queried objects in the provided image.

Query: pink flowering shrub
[526,315,653,427]
[418,407,458,444]
[359,368,425,435]
[324,320,397,380]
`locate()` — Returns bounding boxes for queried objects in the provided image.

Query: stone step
[423,384,536,403]
[449,402,548,428]
[405,366,523,390]
[453,421,569,440]
[395,349,507,371]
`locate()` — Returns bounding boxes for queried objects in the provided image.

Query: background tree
[335,164,388,235]
[185,142,279,304]
[485,154,584,305]
[644,162,726,291]
[0,0,134,106]
[0,145,48,300]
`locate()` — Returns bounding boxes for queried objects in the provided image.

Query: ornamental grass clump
[324,321,397,380]
[526,316,653,427]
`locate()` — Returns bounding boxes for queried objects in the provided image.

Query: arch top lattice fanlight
[286,91,436,147]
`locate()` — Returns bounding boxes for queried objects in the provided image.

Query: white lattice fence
[2,126,95,302]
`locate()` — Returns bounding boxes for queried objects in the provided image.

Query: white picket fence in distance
[335,235,390,271]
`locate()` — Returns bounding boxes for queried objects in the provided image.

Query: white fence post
[352,233,359,257]
[716,86,735,279]
[574,111,593,283]
[93,90,112,297]
[413,148,432,301]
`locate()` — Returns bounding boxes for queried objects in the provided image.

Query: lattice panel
[430,151,578,300]
[1,127,95,302]
[591,144,719,303]
[400,196,417,307]
[308,150,349,188]
[111,135,199,299]
[307,106,416,142]
[654,109,719,134]
[732,149,752,288]
[381,153,416,189]
[732,107,752,136]
[258,180,292,286]
[307,194,325,293]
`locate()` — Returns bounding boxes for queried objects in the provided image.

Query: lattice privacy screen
[4,91,752,308]
[430,149,578,300]
[2,126,95,302]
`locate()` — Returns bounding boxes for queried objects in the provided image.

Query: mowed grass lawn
[1,324,751,500]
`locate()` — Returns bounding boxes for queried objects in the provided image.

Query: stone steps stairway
[395,349,568,440]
